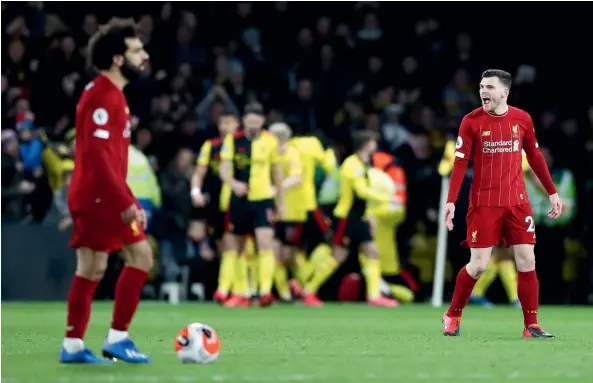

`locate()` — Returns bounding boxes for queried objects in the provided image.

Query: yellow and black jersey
[334,154,391,220]
[290,136,336,212]
[221,130,280,201]
[197,136,232,212]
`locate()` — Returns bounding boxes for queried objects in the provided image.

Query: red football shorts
[464,204,536,248]
[69,205,146,253]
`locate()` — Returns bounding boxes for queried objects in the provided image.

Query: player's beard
[120,58,143,82]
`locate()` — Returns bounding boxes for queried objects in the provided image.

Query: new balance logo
[125,349,148,359]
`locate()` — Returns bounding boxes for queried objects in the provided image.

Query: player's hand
[231,181,249,197]
[444,202,455,231]
[192,193,207,207]
[548,193,562,219]
[121,204,140,225]
[136,208,148,230]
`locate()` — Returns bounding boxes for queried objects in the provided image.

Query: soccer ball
[175,323,221,364]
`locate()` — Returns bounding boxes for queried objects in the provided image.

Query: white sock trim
[107,329,129,344]
[63,337,84,353]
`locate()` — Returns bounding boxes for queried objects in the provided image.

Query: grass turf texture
[2,302,592,383]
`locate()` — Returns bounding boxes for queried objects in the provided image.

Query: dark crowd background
[2,2,593,304]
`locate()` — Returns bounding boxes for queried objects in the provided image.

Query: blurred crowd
[2,2,592,303]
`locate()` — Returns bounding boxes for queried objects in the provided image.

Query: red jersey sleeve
[446,116,474,204]
[522,113,557,195]
[83,95,136,213]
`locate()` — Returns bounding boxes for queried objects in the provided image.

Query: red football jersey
[447,106,556,207]
[68,75,136,214]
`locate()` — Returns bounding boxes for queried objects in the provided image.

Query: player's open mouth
[482,97,491,105]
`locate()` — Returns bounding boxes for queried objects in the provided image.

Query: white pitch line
[1,371,589,383]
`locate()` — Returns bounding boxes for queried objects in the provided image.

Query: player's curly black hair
[482,69,512,88]
[87,18,137,71]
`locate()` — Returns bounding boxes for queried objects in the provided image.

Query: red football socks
[446,266,478,318]
[65,275,99,339]
[111,266,148,331]
[518,270,539,327]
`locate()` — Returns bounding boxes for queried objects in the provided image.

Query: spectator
[154,148,194,283]
[16,112,43,179]
[1,130,35,221]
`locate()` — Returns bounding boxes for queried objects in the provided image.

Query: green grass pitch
[2,302,592,383]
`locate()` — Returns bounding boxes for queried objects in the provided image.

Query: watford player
[191,110,239,302]
[219,102,284,307]
[290,132,337,304]
[362,152,415,303]
[303,131,400,307]
[268,123,305,302]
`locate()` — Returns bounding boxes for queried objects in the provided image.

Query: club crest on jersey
[455,136,463,149]
[512,125,519,138]
[92,108,108,125]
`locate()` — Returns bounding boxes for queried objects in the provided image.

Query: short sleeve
[197,140,212,166]
[344,157,365,182]
[270,136,281,164]
[220,134,234,161]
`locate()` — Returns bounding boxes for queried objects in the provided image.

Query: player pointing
[443,69,561,338]
[60,18,153,363]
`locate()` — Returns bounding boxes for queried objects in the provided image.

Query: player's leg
[469,247,499,307]
[495,246,519,305]
[373,211,414,302]
[505,204,553,338]
[359,223,398,307]
[215,197,245,303]
[253,201,277,307]
[443,206,505,336]
[102,231,154,364]
[273,223,293,302]
[61,247,111,363]
[300,216,342,306]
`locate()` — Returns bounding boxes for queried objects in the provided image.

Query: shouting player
[443,69,562,338]
[219,102,284,307]
[61,19,152,363]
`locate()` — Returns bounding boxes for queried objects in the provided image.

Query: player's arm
[312,137,337,174]
[522,115,557,195]
[191,140,211,200]
[446,117,474,204]
[219,134,235,186]
[349,162,391,203]
[271,140,285,205]
[85,101,136,213]
[281,147,302,190]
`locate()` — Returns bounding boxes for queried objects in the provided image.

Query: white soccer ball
[175,323,221,364]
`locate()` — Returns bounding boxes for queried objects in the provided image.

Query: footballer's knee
[512,244,535,272]
[123,240,154,272]
[467,248,492,278]
[76,248,108,281]
[254,228,275,251]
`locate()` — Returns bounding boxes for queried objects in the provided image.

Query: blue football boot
[59,347,112,364]
[102,338,152,364]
